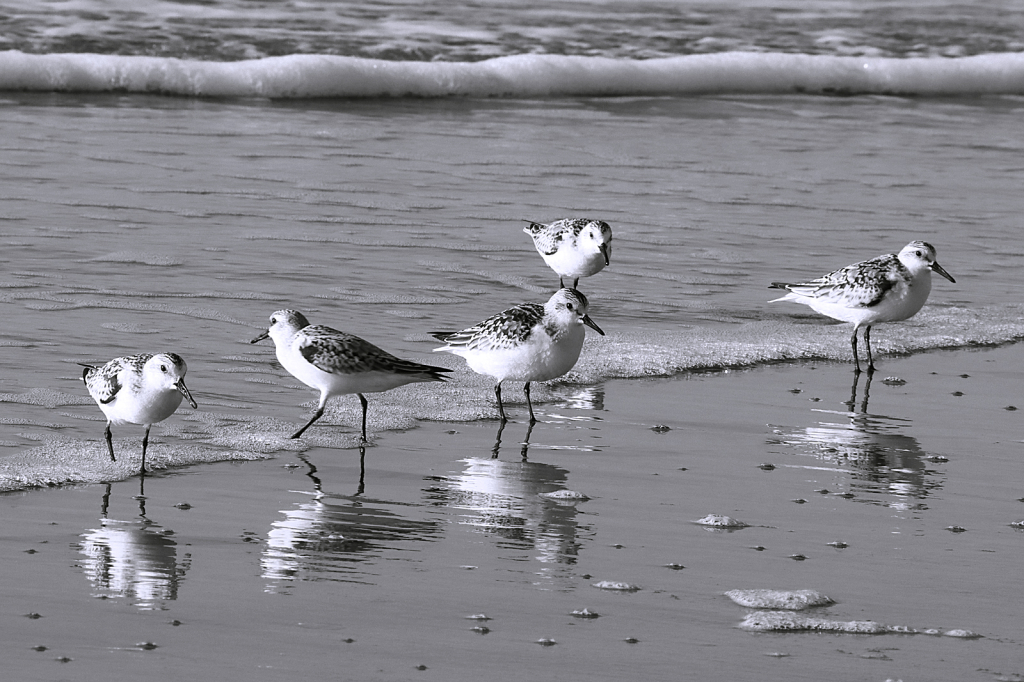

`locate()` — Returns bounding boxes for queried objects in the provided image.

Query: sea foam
[2,50,1024,98]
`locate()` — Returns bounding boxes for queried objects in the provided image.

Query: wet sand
[2,345,1022,682]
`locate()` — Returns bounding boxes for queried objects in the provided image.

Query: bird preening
[81,353,198,473]
[523,218,612,289]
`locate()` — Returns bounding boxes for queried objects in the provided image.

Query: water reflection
[427,420,591,589]
[79,478,189,610]
[771,370,944,505]
[262,451,441,590]
[492,419,534,459]
[559,385,606,412]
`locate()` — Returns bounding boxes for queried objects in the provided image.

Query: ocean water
[1,0,1023,482]
[1,88,1020,482]
[2,2,1023,679]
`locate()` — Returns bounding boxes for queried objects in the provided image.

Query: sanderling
[251,309,451,441]
[81,353,198,472]
[524,218,612,288]
[431,288,604,423]
[769,241,956,372]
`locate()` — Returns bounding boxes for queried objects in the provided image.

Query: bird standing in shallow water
[251,309,451,441]
[81,353,198,472]
[524,218,612,288]
[769,240,956,373]
[431,288,604,423]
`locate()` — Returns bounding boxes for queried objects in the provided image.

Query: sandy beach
[2,1,1024,680]
[2,343,1021,682]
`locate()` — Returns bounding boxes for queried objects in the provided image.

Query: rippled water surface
[2,91,1022,476]
[2,0,1023,59]
[1,5,1023,675]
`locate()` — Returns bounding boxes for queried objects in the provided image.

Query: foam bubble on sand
[0,416,69,430]
[592,581,641,592]
[0,437,268,491]
[539,489,589,502]
[693,514,749,528]
[940,629,982,638]
[739,612,888,634]
[571,608,600,619]
[726,589,834,610]
[0,388,92,409]
[206,427,314,454]
[731,591,982,638]
[568,305,1024,383]
[739,613,980,637]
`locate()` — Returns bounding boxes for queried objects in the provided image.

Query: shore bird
[431,288,604,423]
[524,218,612,288]
[251,309,451,441]
[769,240,956,372]
[81,353,198,472]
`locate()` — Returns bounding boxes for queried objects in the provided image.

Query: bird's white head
[898,241,956,283]
[546,288,605,336]
[251,309,311,346]
[145,353,198,408]
[580,220,613,265]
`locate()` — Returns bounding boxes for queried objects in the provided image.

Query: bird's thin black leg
[524,381,537,424]
[851,328,862,374]
[495,383,507,422]
[358,393,369,443]
[864,325,875,372]
[291,405,326,439]
[141,425,152,473]
[104,422,116,462]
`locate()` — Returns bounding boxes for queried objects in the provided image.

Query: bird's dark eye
[160,365,167,372]
[566,303,575,311]
[915,251,922,257]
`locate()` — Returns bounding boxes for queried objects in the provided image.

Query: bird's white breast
[460,322,585,383]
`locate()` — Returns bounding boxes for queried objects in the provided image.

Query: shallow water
[3,347,1022,681]
[2,90,1023,473]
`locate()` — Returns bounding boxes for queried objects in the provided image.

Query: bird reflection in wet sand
[772,370,942,503]
[434,448,590,589]
[492,419,535,459]
[485,385,604,459]
[261,455,440,589]
[846,366,874,414]
[301,447,367,496]
[559,385,606,412]
[79,479,190,609]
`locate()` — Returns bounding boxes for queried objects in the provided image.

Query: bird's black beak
[583,314,605,336]
[177,379,198,409]
[931,261,955,283]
